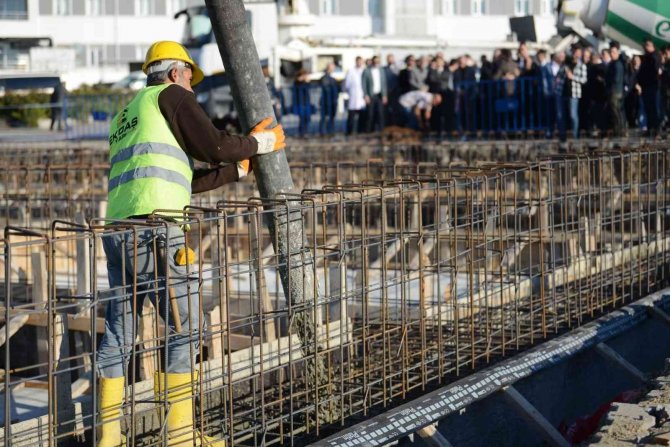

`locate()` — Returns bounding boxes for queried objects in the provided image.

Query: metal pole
[204,0,333,423]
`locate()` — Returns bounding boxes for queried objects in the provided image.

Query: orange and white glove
[250,117,286,155]
[237,159,251,179]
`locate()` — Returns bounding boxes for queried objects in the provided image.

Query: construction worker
[96,41,285,447]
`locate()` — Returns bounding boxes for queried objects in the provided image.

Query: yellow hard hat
[143,41,204,87]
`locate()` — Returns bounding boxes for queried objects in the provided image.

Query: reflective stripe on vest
[110,141,191,166]
[108,166,192,193]
[108,142,192,193]
[106,84,193,220]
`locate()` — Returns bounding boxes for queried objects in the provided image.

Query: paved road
[0,128,67,142]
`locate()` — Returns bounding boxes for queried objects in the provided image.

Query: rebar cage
[0,142,669,446]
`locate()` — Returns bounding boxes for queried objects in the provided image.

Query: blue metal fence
[454,77,552,134]
[1,76,553,140]
[277,76,552,137]
[279,83,347,136]
[64,93,134,140]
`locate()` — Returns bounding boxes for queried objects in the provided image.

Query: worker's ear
[168,67,180,83]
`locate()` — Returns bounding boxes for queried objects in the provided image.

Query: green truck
[559,0,670,48]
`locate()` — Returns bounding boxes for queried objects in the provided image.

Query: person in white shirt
[362,55,388,132]
[399,89,442,130]
[343,56,366,135]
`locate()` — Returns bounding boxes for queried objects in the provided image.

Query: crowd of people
[301,38,670,140]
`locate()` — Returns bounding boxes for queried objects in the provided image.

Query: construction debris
[590,371,670,446]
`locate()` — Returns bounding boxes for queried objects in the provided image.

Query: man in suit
[319,62,339,136]
[638,37,662,136]
[362,55,388,132]
[427,55,454,136]
[539,50,556,137]
[399,55,416,95]
[384,53,400,126]
[606,45,626,136]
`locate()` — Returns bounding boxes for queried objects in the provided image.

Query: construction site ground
[590,370,670,446]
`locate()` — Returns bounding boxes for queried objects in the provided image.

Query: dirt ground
[589,368,670,446]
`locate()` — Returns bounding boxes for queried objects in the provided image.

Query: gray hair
[146,59,184,85]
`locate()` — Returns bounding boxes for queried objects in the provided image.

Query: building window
[434,0,455,15]
[541,0,557,15]
[320,0,337,15]
[441,0,456,15]
[87,0,103,15]
[54,0,73,15]
[136,45,149,62]
[396,2,426,14]
[88,45,104,67]
[368,0,381,17]
[0,0,28,20]
[136,0,156,16]
[72,44,86,66]
[471,0,486,16]
[105,45,118,64]
[514,0,530,15]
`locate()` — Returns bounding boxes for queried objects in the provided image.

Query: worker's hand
[237,159,252,179]
[250,117,286,155]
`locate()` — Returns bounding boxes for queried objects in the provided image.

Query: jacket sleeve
[362,69,370,97]
[191,164,240,194]
[343,70,352,92]
[541,66,550,95]
[158,84,258,164]
[575,64,588,85]
[618,63,625,88]
[409,69,423,90]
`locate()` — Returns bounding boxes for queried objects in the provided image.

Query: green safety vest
[106,84,193,220]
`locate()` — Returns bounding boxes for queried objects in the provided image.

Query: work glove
[237,159,251,179]
[250,117,286,155]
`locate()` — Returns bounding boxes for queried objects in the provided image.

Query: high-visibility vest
[106,84,193,220]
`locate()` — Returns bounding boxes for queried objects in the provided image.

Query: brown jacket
[156,83,258,193]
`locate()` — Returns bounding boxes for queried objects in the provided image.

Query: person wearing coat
[362,55,388,132]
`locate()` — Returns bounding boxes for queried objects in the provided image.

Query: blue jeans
[642,88,660,132]
[403,106,419,130]
[570,97,579,139]
[543,95,556,137]
[97,225,202,378]
[320,110,335,135]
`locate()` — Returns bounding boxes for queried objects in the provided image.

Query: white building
[306,0,558,39]
[1,1,198,85]
[301,0,558,57]
[0,0,559,86]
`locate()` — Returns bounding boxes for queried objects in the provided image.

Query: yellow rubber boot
[97,376,126,447]
[154,372,225,447]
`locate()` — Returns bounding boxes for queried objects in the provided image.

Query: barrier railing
[0,102,67,135]
[64,93,134,140]
[281,76,552,137]
[0,76,570,140]
[454,76,551,135]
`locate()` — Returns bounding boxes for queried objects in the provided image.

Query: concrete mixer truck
[558,0,670,49]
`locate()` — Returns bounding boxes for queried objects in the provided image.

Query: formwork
[0,138,668,446]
